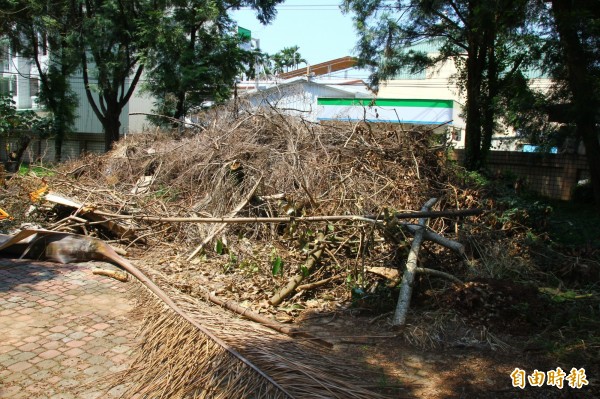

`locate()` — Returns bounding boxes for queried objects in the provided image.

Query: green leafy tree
[279,45,306,71]
[142,0,284,125]
[9,0,80,162]
[343,0,538,170]
[270,52,285,74]
[1,94,49,170]
[77,0,156,151]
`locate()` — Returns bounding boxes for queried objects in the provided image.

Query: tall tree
[13,0,80,162]
[279,45,306,71]
[77,0,155,151]
[343,0,536,170]
[546,0,600,207]
[142,0,284,125]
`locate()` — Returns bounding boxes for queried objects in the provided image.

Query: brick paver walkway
[0,259,139,399]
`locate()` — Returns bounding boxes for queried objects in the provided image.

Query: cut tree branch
[269,232,326,306]
[393,198,438,326]
[187,177,263,260]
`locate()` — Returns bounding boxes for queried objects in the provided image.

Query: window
[30,77,39,97]
[0,43,9,72]
[0,77,9,95]
[10,75,17,96]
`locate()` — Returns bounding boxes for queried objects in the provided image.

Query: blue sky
[231,1,359,66]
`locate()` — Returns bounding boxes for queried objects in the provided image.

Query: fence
[0,133,105,165]
[453,149,590,201]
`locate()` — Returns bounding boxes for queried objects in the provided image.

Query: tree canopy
[1,0,284,151]
[343,0,541,171]
[141,0,283,125]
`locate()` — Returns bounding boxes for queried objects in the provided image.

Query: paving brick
[65,340,86,348]
[0,260,140,398]
[8,360,34,372]
[29,368,52,381]
[19,342,40,351]
[63,347,85,357]
[36,358,59,370]
[83,364,108,376]
[42,340,62,350]
[90,330,108,338]
[12,351,37,362]
[49,325,69,333]
[68,331,88,340]
[47,332,67,341]
[22,335,42,343]
[88,346,110,357]
[0,386,23,397]
[110,345,131,354]
[39,349,62,359]
[92,322,111,330]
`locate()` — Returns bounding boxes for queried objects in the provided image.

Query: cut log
[269,232,326,306]
[392,198,438,326]
[92,268,129,282]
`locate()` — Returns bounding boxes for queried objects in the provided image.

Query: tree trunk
[463,41,484,171]
[174,91,186,129]
[481,21,498,165]
[551,0,600,208]
[102,107,122,152]
[580,122,600,207]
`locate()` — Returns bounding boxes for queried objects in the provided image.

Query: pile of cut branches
[3,107,486,314]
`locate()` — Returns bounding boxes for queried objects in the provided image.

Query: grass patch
[18,164,55,177]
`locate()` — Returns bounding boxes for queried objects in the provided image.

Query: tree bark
[463,31,485,171]
[551,0,600,207]
[392,198,437,326]
[269,232,326,306]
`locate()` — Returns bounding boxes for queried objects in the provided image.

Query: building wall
[3,48,151,138]
[128,81,154,133]
[377,48,554,152]
[246,81,351,121]
[378,59,461,102]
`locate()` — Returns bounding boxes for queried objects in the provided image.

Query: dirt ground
[291,308,598,398]
[146,252,598,399]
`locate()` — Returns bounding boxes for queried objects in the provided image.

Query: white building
[240,54,466,140]
[1,41,155,161]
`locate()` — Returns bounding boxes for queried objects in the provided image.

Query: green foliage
[142,0,285,124]
[0,94,49,137]
[270,249,284,276]
[342,0,544,171]
[215,238,226,255]
[222,252,238,274]
[269,45,306,73]
[3,0,80,161]
[18,164,54,177]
